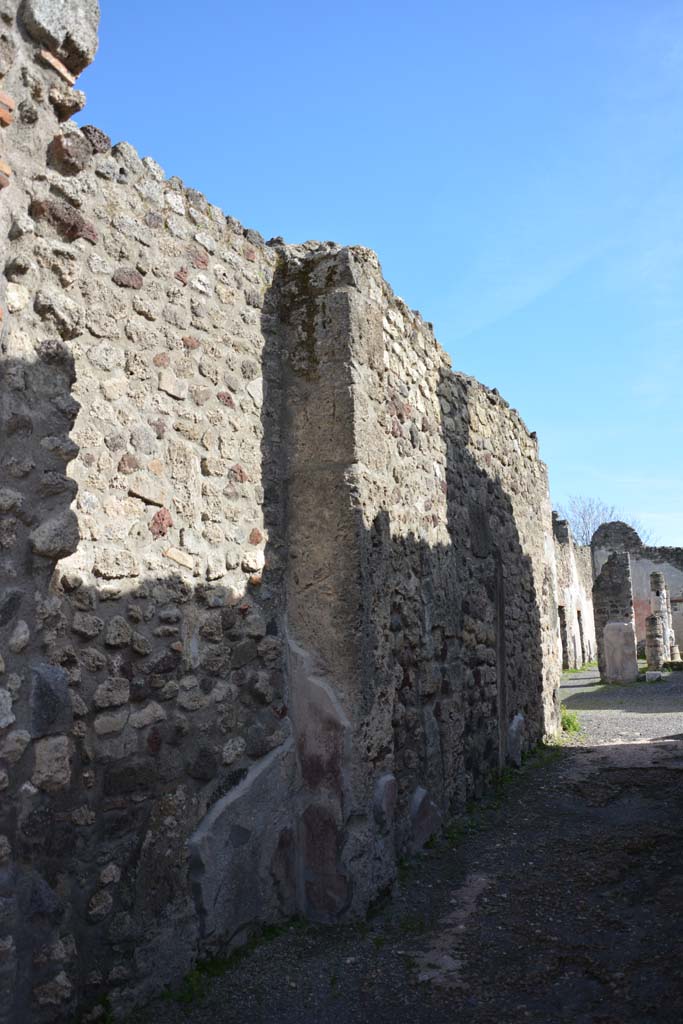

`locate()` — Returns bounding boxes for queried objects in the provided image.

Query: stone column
[649,571,681,663]
[645,613,665,671]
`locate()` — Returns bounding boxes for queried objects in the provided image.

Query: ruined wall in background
[0,3,563,1021]
[346,248,560,810]
[591,549,637,681]
[552,514,596,669]
[591,522,683,650]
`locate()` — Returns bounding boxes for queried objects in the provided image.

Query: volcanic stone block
[30,663,73,737]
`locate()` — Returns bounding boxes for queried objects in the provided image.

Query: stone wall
[592,522,683,650]
[0,2,562,1020]
[591,550,638,682]
[552,514,596,669]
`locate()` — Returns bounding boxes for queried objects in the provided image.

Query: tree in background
[555,495,655,547]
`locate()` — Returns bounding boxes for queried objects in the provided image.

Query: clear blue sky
[79,1,683,544]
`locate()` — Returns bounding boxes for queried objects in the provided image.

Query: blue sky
[79,1,683,543]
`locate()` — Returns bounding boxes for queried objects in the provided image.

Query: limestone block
[0,689,15,730]
[128,472,168,507]
[603,622,638,684]
[93,708,128,736]
[71,612,103,638]
[163,546,194,571]
[129,701,165,729]
[158,370,188,400]
[34,970,73,1006]
[0,729,30,764]
[221,736,246,765]
[8,620,29,653]
[104,616,132,647]
[6,282,29,312]
[21,0,100,74]
[93,547,139,579]
[93,676,129,709]
[49,82,86,121]
[34,289,84,339]
[32,735,71,791]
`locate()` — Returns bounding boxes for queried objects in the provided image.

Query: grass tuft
[560,703,581,733]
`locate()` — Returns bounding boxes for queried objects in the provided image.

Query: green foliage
[562,658,598,675]
[560,703,581,733]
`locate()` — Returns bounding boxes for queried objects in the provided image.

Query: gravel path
[560,666,683,745]
[129,671,683,1024]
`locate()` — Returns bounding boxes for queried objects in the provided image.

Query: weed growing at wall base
[560,704,581,733]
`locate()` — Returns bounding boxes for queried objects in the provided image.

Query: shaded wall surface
[0,3,561,1020]
[552,515,596,669]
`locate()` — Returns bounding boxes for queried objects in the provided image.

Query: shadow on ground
[127,729,683,1024]
[561,671,683,714]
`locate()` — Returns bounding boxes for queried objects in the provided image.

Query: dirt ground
[132,670,683,1024]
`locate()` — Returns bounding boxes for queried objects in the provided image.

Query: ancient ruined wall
[592,522,683,648]
[342,249,561,817]
[591,550,637,681]
[0,4,297,1017]
[552,514,596,669]
[0,3,564,1021]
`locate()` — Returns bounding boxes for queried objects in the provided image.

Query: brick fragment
[217,392,234,408]
[0,109,13,127]
[0,173,9,190]
[175,267,189,285]
[0,92,15,112]
[0,159,10,176]
[182,335,201,350]
[163,547,194,571]
[38,50,76,86]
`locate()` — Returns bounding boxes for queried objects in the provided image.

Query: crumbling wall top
[591,520,643,552]
[19,0,99,74]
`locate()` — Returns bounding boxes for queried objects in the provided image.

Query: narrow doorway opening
[559,606,569,670]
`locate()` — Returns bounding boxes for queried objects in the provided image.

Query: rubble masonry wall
[0,3,561,1020]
